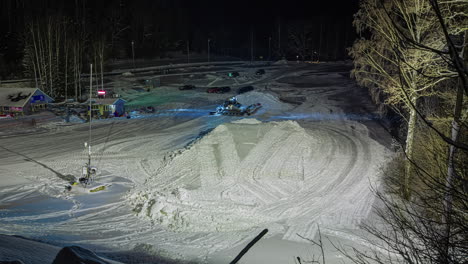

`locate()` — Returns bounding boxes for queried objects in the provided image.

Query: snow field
[0,63,393,263]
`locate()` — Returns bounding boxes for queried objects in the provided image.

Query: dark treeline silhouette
[0,0,358,80]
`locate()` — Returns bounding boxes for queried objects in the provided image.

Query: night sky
[188,0,359,23]
[0,0,360,78]
[186,0,359,53]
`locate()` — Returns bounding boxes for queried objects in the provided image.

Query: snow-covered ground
[0,62,392,263]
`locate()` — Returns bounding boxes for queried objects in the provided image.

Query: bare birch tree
[288,21,313,60]
[23,16,87,100]
[350,0,459,197]
[343,0,467,262]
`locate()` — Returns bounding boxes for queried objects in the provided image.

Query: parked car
[207,86,231,93]
[237,86,254,94]
[207,87,218,93]
[220,86,231,93]
[179,84,196,90]
[228,72,239,77]
[255,69,265,75]
[0,114,14,119]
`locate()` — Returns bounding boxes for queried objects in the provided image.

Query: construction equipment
[210,97,262,116]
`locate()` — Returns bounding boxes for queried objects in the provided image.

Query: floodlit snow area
[130,118,386,236]
[0,62,393,263]
[128,117,389,254]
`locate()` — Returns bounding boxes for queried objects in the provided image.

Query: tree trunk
[64,32,68,101]
[94,53,98,88]
[318,21,322,62]
[38,22,47,91]
[29,24,41,89]
[443,30,466,262]
[48,19,53,96]
[78,43,82,100]
[404,95,418,198]
[31,24,43,90]
[334,23,340,60]
[54,20,61,97]
[100,45,104,90]
[74,42,78,101]
[31,48,39,88]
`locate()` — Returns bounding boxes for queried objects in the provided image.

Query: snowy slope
[0,63,392,263]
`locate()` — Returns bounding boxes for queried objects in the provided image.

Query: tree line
[0,0,189,100]
[0,0,359,91]
[344,0,467,262]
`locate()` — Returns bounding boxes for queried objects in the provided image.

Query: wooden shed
[88,98,126,118]
[0,88,54,116]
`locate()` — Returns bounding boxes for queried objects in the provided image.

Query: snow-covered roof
[89,98,126,105]
[0,88,53,107]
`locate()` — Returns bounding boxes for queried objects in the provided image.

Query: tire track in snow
[128,119,384,245]
[253,123,373,241]
[236,125,295,204]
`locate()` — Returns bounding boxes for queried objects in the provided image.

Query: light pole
[131,41,135,70]
[187,40,190,64]
[250,28,254,63]
[268,36,271,61]
[207,39,211,62]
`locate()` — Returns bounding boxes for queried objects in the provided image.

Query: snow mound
[128,120,315,232]
[231,118,262,124]
[236,91,293,113]
[121,72,134,77]
[274,59,288,65]
[127,117,387,242]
